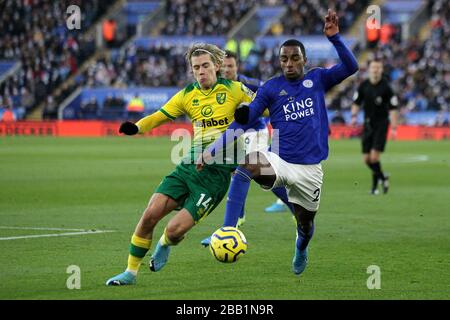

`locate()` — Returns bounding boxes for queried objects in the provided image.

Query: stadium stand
[268,0,369,36]
[0,0,118,120]
[2,0,446,127]
[160,0,257,36]
[329,0,449,126]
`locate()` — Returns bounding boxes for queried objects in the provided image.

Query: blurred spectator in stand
[435,110,449,127]
[81,96,99,119]
[126,94,145,121]
[379,23,395,45]
[103,18,117,48]
[239,38,255,62]
[1,105,16,122]
[270,22,283,36]
[103,94,113,110]
[366,22,380,49]
[331,110,346,125]
[102,93,125,120]
[42,96,58,120]
[225,38,239,57]
[20,88,35,113]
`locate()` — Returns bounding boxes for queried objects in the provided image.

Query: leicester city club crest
[216,93,226,105]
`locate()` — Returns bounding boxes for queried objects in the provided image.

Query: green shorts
[155,163,232,223]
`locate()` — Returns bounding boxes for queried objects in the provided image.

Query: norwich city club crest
[216,93,226,105]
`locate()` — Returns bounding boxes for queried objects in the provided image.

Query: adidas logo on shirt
[279,90,288,96]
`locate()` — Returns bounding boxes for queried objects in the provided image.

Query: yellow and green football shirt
[136,78,253,165]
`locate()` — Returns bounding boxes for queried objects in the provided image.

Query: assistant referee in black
[351,59,399,195]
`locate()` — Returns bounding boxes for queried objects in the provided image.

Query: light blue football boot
[292,247,308,275]
[200,236,211,247]
[106,271,136,286]
[265,201,287,213]
[149,242,171,272]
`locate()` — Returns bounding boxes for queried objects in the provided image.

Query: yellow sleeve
[239,83,254,104]
[238,82,269,117]
[135,90,186,134]
[135,111,171,134]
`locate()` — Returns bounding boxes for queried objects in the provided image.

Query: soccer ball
[209,227,247,263]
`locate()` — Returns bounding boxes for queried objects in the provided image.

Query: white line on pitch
[0,226,87,231]
[0,230,116,241]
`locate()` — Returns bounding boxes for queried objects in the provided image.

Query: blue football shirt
[209,34,358,165]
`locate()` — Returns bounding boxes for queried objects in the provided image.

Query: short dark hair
[280,39,306,58]
[368,59,383,67]
[225,50,239,62]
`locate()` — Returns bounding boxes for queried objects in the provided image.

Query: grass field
[0,136,449,300]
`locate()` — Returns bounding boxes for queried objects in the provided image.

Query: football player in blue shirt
[198,10,358,275]
[200,50,295,246]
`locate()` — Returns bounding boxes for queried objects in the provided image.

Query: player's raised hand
[119,121,139,135]
[323,9,339,37]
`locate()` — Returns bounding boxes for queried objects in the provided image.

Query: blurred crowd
[83,45,189,89]
[1,0,448,124]
[161,0,256,36]
[269,0,369,36]
[79,0,370,91]
[0,0,114,119]
[329,0,450,126]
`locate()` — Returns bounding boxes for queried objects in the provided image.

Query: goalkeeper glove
[119,121,139,135]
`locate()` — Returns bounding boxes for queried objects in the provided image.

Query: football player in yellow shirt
[106,43,254,286]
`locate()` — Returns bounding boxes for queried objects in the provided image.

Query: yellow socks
[126,234,152,275]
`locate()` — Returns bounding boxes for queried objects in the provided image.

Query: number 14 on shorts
[197,193,212,210]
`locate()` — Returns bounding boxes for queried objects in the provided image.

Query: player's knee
[369,155,379,163]
[298,220,313,234]
[165,223,186,243]
[241,153,266,177]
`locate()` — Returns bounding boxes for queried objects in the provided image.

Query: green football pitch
[0,136,449,300]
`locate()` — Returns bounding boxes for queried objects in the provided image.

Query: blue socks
[223,167,252,227]
[271,187,294,213]
[296,223,315,252]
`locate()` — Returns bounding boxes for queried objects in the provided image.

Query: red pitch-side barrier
[0,121,449,140]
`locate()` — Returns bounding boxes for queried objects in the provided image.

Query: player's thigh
[145,193,179,218]
[287,163,324,212]
[137,193,179,230]
[140,168,190,225]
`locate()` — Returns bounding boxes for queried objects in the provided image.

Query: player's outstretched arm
[321,9,359,90]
